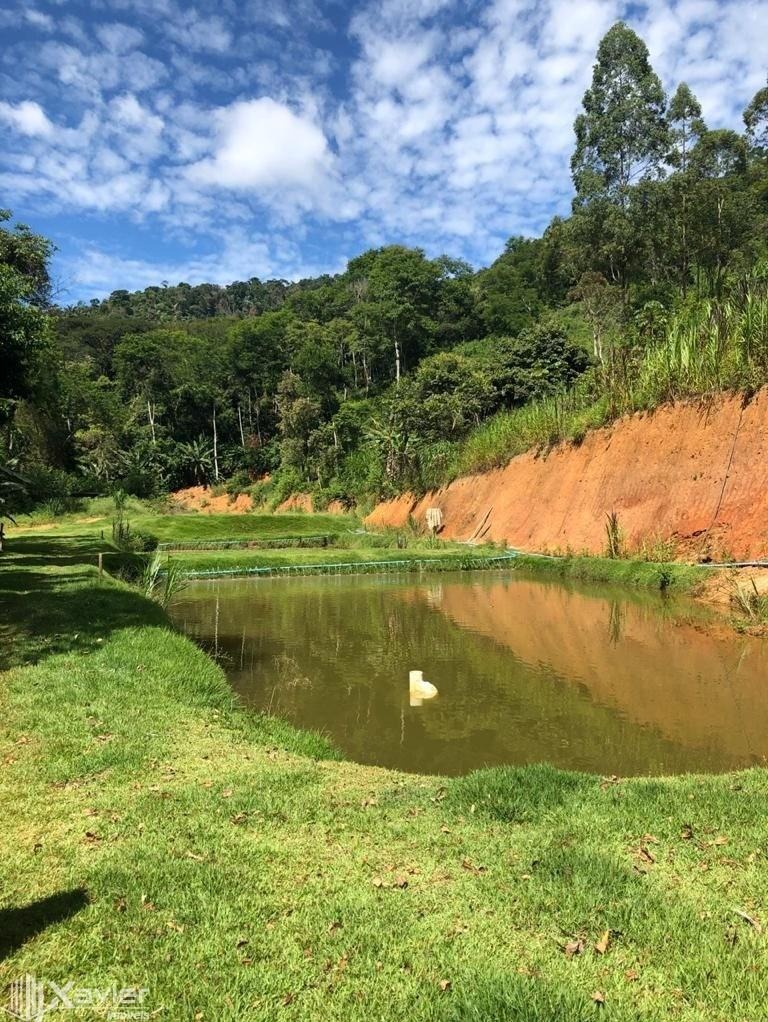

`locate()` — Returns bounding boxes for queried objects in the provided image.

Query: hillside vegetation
[3,22,768,516]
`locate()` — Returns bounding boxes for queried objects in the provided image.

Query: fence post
[98,552,103,578]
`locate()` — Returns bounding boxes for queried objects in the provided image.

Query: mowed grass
[164,542,505,574]
[12,504,357,545]
[131,512,358,544]
[2,534,768,1020]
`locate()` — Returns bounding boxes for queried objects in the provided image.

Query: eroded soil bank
[367,391,768,561]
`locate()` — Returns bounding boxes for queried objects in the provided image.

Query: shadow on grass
[0,889,90,962]
[0,571,165,671]
[1,535,113,569]
[446,763,599,823]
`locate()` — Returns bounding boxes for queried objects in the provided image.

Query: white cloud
[3,0,768,300]
[67,231,347,298]
[170,12,232,54]
[0,99,53,137]
[108,93,166,160]
[187,98,333,195]
[95,22,145,53]
[24,8,54,30]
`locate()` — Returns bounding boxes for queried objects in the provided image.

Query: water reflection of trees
[171,577,768,776]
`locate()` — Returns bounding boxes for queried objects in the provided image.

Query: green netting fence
[176,553,521,580]
[157,534,338,552]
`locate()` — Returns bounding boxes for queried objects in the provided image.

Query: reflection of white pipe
[409,670,437,707]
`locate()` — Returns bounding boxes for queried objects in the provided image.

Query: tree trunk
[238,404,245,448]
[147,400,156,444]
[593,327,604,364]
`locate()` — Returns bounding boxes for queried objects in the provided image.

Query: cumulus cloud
[95,22,145,53]
[0,99,53,137]
[1,0,768,300]
[68,231,348,298]
[187,98,334,195]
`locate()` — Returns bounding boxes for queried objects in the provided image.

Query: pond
[169,571,768,777]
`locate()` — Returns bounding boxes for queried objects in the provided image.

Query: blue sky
[1,0,767,303]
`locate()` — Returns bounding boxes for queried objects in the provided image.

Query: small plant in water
[141,554,188,609]
[731,578,768,622]
[604,511,624,559]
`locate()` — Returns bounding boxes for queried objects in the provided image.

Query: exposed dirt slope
[172,485,253,513]
[366,391,768,560]
[172,487,348,516]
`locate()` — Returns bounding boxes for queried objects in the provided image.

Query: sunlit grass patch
[1,533,768,1021]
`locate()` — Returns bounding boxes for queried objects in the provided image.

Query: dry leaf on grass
[733,908,762,933]
[564,939,584,957]
[461,857,486,875]
[594,930,611,955]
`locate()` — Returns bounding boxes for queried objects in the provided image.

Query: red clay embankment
[366,392,768,560]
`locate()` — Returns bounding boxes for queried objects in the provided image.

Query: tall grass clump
[731,578,768,622]
[140,554,188,608]
[604,511,624,559]
[447,377,610,479]
[448,271,768,483]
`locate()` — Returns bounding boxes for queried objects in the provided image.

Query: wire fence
[177,553,522,580]
[157,534,337,552]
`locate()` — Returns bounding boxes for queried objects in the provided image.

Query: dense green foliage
[3,23,768,510]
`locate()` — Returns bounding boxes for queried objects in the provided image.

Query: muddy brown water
[169,571,768,777]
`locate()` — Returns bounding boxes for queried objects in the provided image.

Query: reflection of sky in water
[170,572,768,777]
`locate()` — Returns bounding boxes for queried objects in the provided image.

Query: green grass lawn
[130,512,358,544]
[13,503,358,544]
[1,530,767,1019]
[164,542,506,575]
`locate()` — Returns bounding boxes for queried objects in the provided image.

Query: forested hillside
[3,21,768,513]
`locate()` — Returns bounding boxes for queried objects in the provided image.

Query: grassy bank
[161,547,704,588]
[2,531,768,1019]
[508,553,707,594]
[163,543,510,577]
[9,503,710,594]
[13,506,356,542]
